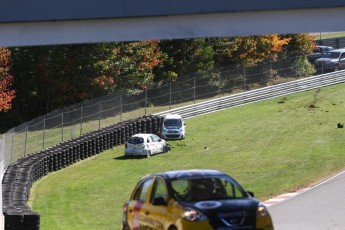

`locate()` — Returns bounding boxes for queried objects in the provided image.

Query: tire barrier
[2,115,164,230]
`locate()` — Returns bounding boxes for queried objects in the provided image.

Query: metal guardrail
[155,70,345,119]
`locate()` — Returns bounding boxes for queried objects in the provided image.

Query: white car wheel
[146,150,152,158]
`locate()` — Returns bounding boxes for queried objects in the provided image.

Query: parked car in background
[161,114,186,140]
[314,48,345,72]
[122,169,274,230]
[124,133,169,158]
[307,45,335,63]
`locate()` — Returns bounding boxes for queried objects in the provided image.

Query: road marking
[264,188,309,207]
[264,170,345,207]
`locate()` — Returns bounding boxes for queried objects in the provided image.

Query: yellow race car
[122,169,274,230]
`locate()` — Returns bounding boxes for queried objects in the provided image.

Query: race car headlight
[257,202,268,217]
[182,207,207,222]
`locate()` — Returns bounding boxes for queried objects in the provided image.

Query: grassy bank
[29,82,345,230]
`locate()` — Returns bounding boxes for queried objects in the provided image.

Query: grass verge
[29,82,345,230]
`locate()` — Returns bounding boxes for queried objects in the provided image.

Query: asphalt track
[268,170,345,230]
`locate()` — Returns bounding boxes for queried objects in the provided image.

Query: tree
[93,40,166,94]
[158,39,215,77]
[281,33,316,57]
[10,44,114,117]
[280,34,316,77]
[0,47,15,111]
[211,35,290,68]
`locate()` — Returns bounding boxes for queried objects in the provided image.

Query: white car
[161,114,186,140]
[124,133,170,158]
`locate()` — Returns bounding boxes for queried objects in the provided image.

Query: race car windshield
[170,177,246,202]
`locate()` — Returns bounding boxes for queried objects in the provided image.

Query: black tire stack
[2,115,164,230]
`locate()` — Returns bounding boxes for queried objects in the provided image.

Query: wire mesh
[0,56,319,168]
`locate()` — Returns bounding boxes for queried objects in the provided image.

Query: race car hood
[180,198,259,228]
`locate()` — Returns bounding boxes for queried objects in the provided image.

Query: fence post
[10,132,14,164]
[169,81,172,110]
[194,75,196,104]
[120,94,123,122]
[243,66,247,91]
[269,60,273,84]
[99,98,102,130]
[80,104,83,136]
[218,72,221,98]
[43,116,46,149]
[24,127,28,157]
[61,109,64,142]
[145,88,147,115]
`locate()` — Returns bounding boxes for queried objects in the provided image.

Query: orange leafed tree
[228,34,290,67]
[0,47,15,111]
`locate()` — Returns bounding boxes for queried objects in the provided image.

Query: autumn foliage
[94,40,165,93]
[0,47,15,111]
[224,34,290,67]
[4,34,316,126]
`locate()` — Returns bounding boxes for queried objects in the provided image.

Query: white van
[161,114,186,140]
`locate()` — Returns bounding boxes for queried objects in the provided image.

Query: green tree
[158,39,215,78]
[93,40,166,94]
[281,33,316,57]
[10,44,113,118]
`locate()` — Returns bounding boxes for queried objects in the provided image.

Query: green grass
[29,82,345,230]
[313,31,345,40]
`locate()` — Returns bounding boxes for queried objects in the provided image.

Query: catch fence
[0,55,316,168]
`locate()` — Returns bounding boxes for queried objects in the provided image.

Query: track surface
[267,171,345,230]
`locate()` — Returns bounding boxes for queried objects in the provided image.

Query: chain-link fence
[0,55,313,168]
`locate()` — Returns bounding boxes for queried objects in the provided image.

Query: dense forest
[0,34,316,131]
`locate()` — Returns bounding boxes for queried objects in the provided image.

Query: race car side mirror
[247,191,255,197]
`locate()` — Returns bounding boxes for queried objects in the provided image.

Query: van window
[164,119,182,126]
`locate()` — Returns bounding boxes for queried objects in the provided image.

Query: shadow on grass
[114,155,144,160]
[114,150,172,160]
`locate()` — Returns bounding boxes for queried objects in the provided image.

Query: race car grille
[167,130,179,133]
[215,211,254,230]
[166,134,181,138]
